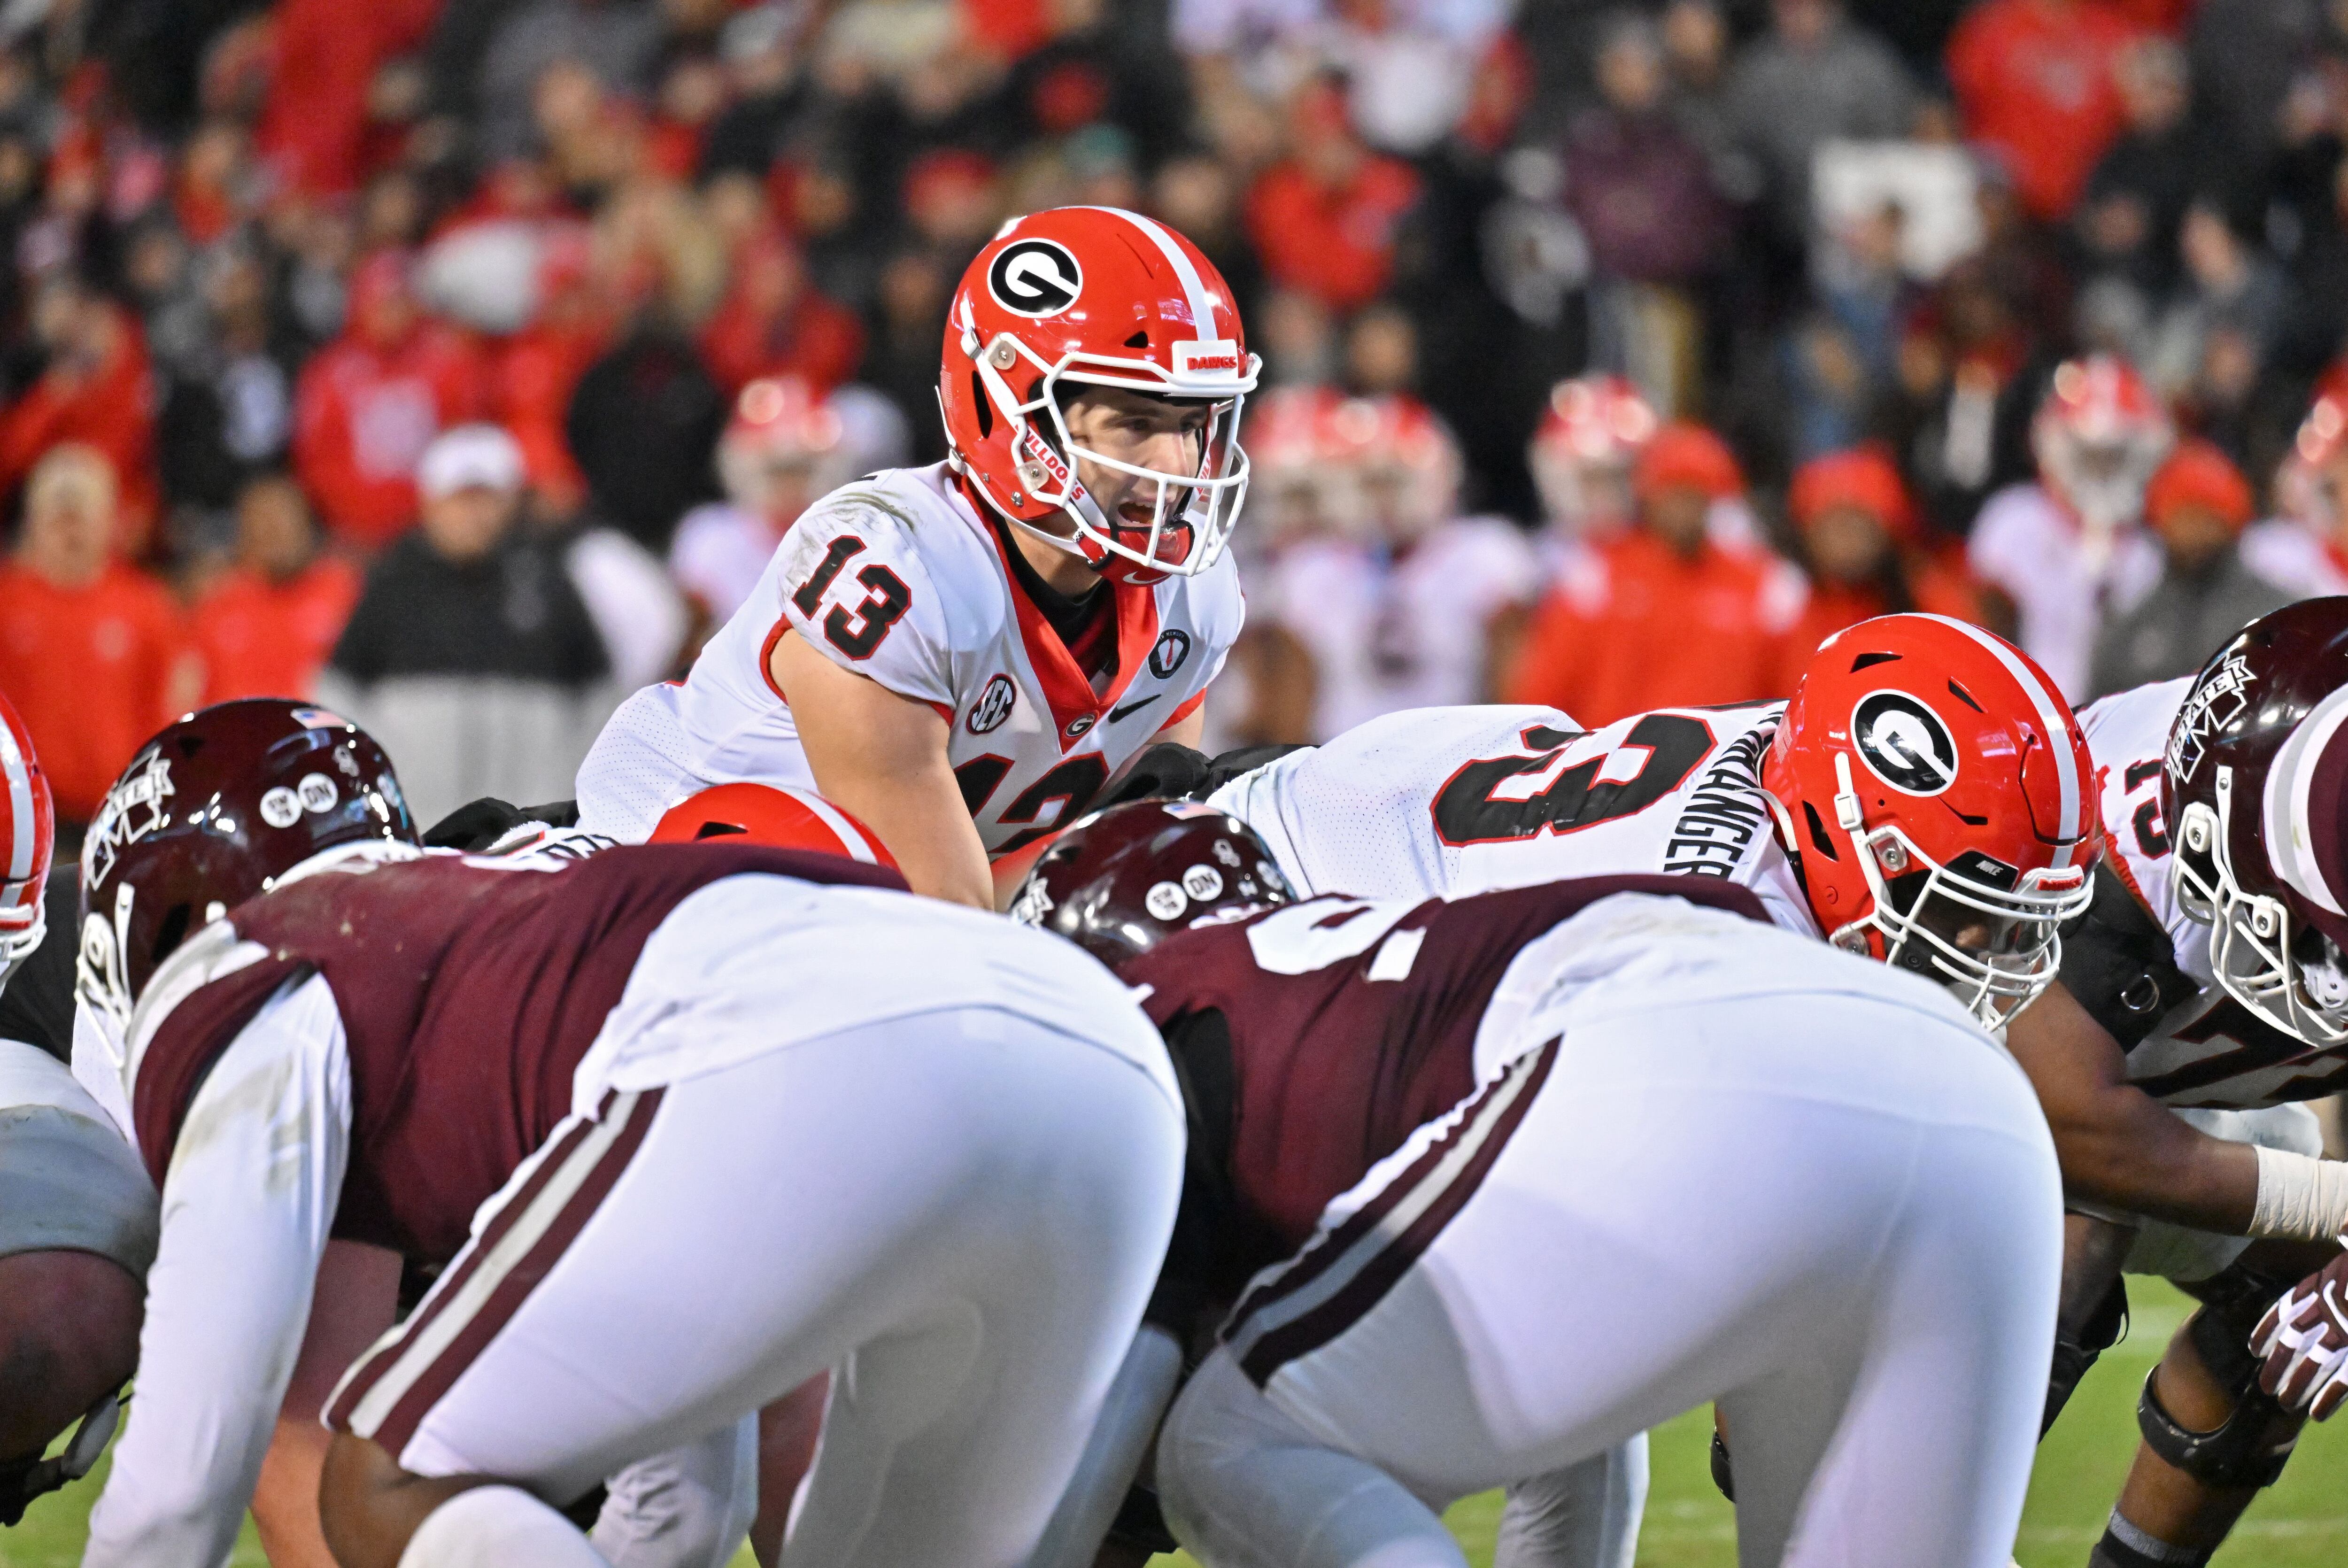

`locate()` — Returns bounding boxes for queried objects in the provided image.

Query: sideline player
[1013,801,2062,1568]
[576,207,1257,907]
[70,706,1183,1568]
[0,692,154,1530]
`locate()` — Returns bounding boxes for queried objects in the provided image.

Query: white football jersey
[2076,677,2199,974]
[578,463,1243,852]
[1206,700,1817,936]
[1254,518,1538,740]
[1967,482,2162,702]
[668,500,784,625]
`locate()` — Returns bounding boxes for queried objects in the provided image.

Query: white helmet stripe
[784,786,880,866]
[1081,206,1221,343]
[0,717,33,886]
[2265,682,2348,917]
[1914,613,2085,866]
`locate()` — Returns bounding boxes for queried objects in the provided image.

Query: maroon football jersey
[130,844,906,1261]
[1121,873,1767,1301]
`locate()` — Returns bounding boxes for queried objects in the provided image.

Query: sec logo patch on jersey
[968,674,1016,734]
[987,239,1083,317]
[1851,691,1958,796]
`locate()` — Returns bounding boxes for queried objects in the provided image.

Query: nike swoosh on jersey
[1108,694,1161,724]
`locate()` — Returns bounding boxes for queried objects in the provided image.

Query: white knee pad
[1157,1349,1465,1568]
[398,1485,615,1568]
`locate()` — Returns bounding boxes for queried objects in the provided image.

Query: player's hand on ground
[2255,1251,2348,1418]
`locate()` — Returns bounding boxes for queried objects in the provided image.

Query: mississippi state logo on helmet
[2164,599,2348,1045]
[2031,354,2172,533]
[0,690,53,975]
[649,782,898,870]
[77,700,417,1037]
[1761,614,2099,1024]
[938,207,1259,586]
[1008,798,1293,966]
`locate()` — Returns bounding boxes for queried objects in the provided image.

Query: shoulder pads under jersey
[2056,858,2200,1050]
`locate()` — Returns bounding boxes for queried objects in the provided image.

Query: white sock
[397,1484,615,1568]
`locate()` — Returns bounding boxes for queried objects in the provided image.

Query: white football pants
[1158,979,2062,1568]
[333,1007,1185,1568]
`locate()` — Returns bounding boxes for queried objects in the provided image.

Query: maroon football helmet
[77,700,416,1034]
[1008,799,1293,966]
[2164,599,2348,1045]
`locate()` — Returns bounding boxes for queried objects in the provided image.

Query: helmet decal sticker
[259,788,302,829]
[987,239,1083,317]
[83,751,174,888]
[1145,881,1188,919]
[2167,650,2255,778]
[1851,691,1958,796]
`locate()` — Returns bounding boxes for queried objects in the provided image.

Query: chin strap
[0,1388,122,1526]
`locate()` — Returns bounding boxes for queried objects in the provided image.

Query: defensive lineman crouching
[71,706,1185,1568]
[1013,801,2065,1568]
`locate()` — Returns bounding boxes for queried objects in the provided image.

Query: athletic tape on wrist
[2249,1148,2348,1242]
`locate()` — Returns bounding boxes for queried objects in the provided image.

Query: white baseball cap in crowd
[417,424,527,500]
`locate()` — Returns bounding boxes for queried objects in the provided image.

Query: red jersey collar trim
[976,508,1161,750]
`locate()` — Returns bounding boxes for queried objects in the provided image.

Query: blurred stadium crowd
[6,0,2348,842]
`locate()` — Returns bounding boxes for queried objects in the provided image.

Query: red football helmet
[78,700,417,1035]
[717,376,849,523]
[2277,394,2348,533]
[1244,384,1353,541]
[1761,614,2099,1024]
[649,782,898,871]
[2031,354,2173,533]
[1327,394,1461,541]
[1528,374,1655,536]
[937,207,1259,585]
[0,690,54,975]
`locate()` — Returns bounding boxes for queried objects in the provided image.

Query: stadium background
[3,0,2348,1556]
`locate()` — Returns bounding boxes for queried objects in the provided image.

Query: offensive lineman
[0,692,155,1531]
[70,703,1184,1568]
[1013,801,2062,1568]
[575,206,1256,906]
[1108,611,2099,1565]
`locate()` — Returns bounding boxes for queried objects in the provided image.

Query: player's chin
[1105,517,1195,572]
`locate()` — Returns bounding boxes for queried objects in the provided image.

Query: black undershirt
[994,519,1119,687]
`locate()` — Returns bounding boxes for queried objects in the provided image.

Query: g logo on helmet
[987,239,1083,318]
[1851,691,1959,796]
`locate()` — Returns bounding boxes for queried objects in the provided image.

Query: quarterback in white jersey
[579,206,1259,906]
[583,461,1240,850]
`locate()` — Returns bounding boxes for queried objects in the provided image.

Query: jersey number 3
[1432,715,1714,846]
[793,535,911,660]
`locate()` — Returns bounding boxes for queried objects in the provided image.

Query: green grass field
[3,1282,2340,1567]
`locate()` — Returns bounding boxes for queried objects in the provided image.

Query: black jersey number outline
[791,534,912,661]
[1431,715,1715,847]
[955,753,1110,852]
[2123,758,2170,860]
